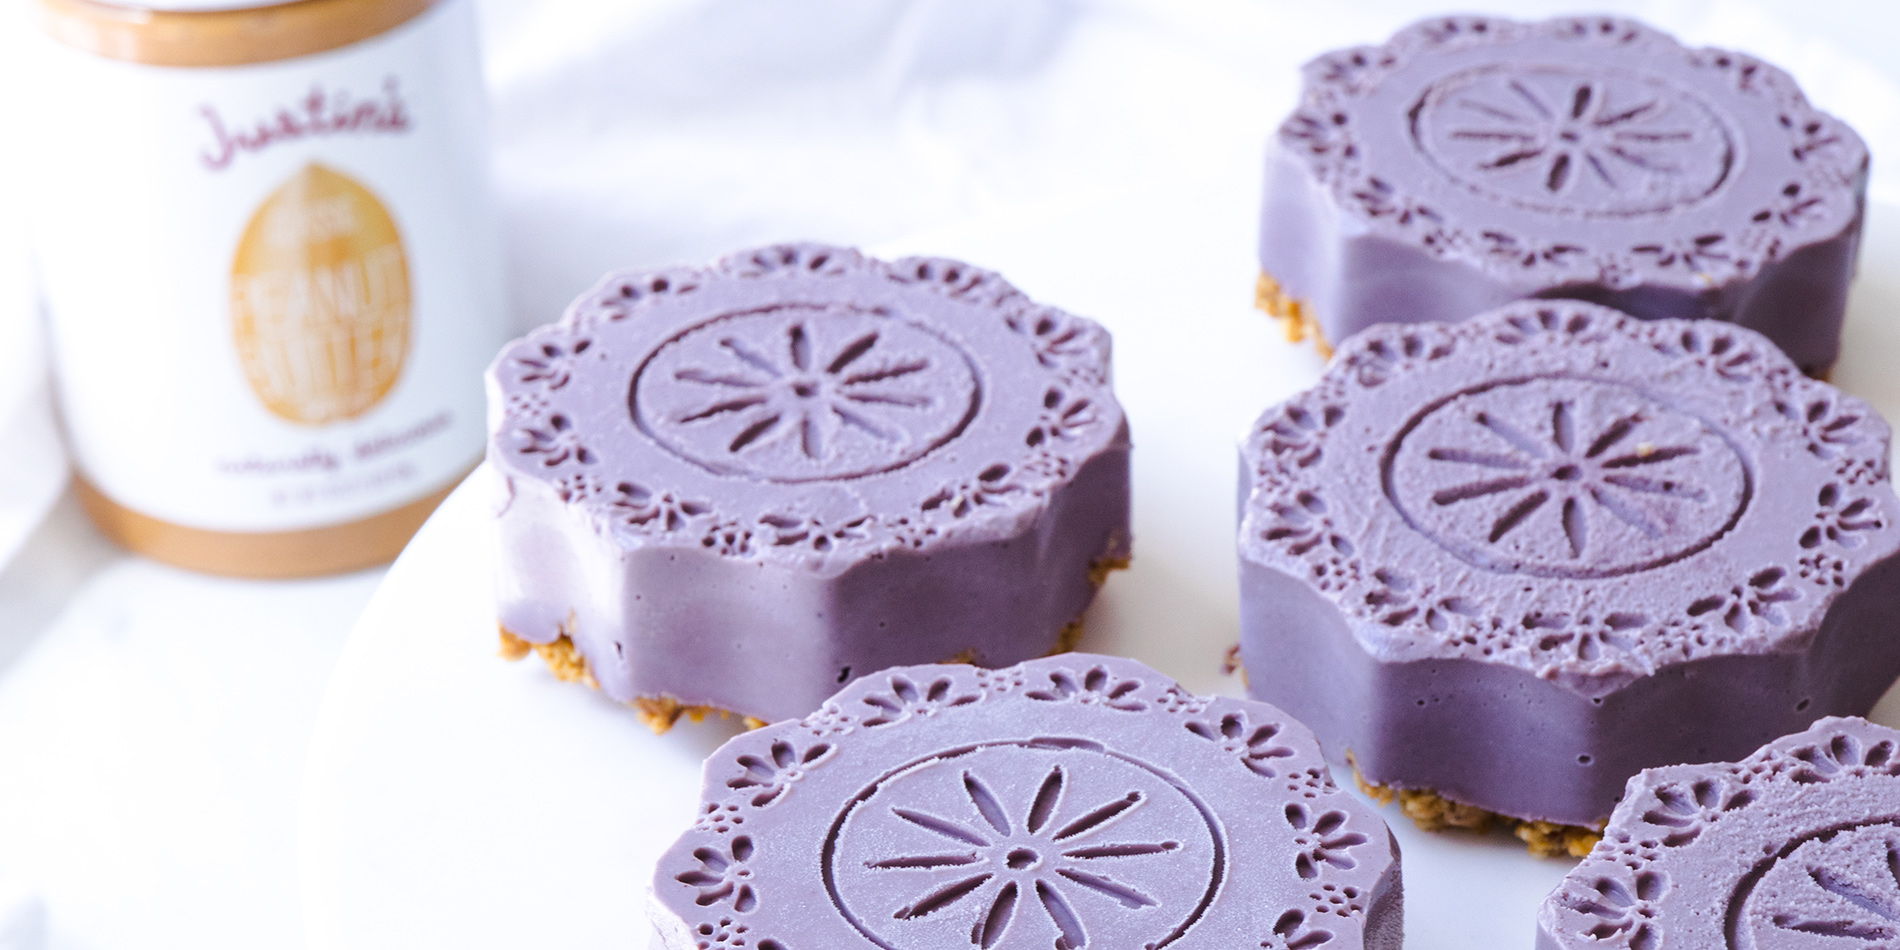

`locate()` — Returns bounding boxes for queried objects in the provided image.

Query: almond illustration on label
[232,163,410,425]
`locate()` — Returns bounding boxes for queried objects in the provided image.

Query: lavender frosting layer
[1238,301,1900,826]
[487,244,1130,723]
[651,654,1402,950]
[1260,15,1868,374]
[1540,717,1900,950]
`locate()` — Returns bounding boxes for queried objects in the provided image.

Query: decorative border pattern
[1281,15,1868,286]
[1543,717,1900,949]
[654,655,1397,950]
[490,244,1124,568]
[1242,302,1896,686]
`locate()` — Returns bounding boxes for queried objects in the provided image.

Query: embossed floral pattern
[1647,324,1771,382]
[514,413,592,467]
[606,481,710,532]
[510,337,591,390]
[1256,402,1345,469]
[1255,490,1359,594]
[1413,68,1731,216]
[1491,307,1609,347]
[1637,777,1754,847]
[496,245,1125,569]
[855,762,1195,949]
[661,657,1394,950]
[1284,804,1370,880]
[1025,666,1147,712]
[756,512,874,553]
[920,464,1024,520]
[686,916,786,950]
[675,836,759,912]
[1005,306,1106,378]
[1282,15,1864,286]
[1801,484,1884,550]
[1025,387,1101,449]
[1778,731,1900,783]
[1524,611,1651,670]
[1554,869,1667,948]
[635,306,978,482]
[1388,377,1746,577]
[1340,331,1455,389]
[1244,304,1900,687]
[1685,567,1801,635]
[1185,712,1297,777]
[693,801,745,835]
[725,740,836,807]
[1780,394,1869,460]
[1261,908,1336,950]
[1737,824,1900,948]
[857,674,980,728]
[1363,568,1481,635]
[1551,723,1900,950]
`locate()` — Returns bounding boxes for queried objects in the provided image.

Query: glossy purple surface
[1238,301,1900,826]
[651,654,1402,950]
[1259,15,1868,374]
[1539,717,1900,950]
[487,245,1130,723]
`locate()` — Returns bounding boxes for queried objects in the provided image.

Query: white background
[1,0,1899,948]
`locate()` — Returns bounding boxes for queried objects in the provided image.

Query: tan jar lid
[35,0,436,67]
[76,471,466,578]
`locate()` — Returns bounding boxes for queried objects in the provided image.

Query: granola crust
[1254,271,1333,360]
[1088,552,1131,589]
[1346,750,1602,859]
[498,626,758,734]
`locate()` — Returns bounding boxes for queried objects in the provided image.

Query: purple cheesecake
[1258,15,1868,375]
[1540,716,1900,949]
[652,654,1402,950]
[1238,300,1900,831]
[487,244,1130,728]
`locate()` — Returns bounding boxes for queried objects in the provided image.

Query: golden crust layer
[1088,553,1131,589]
[1347,752,1602,858]
[1053,618,1085,655]
[498,627,755,733]
[1254,272,1333,360]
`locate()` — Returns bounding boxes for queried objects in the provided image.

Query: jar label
[26,0,505,533]
[233,163,412,425]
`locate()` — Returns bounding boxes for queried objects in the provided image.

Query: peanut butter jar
[25,0,507,577]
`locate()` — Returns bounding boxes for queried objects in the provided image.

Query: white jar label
[26,0,505,532]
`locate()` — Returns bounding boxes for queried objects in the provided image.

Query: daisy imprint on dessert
[1540,717,1900,950]
[487,244,1129,728]
[1238,300,1900,839]
[1257,15,1867,375]
[652,654,1401,950]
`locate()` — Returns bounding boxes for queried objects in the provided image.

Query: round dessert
[488,244,1130,728]
[652,654,1402,950]
[1257,14,1868,375]
[1539,716,1900,949]
[1238,300,1900,835]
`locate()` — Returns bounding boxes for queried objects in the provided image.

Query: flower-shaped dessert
[1239,301,1900,830]
[1257,15,1867,375]
[488,245,1129,727]
[653,654,1401,949]
[1541,717,1900,949]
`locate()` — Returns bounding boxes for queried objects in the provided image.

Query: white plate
[298,182,1900,949]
